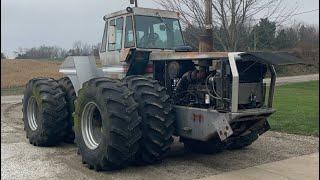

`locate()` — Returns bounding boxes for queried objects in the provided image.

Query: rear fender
[59,56,104,95]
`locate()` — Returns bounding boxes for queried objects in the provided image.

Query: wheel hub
[81,102,103,150]
[27,96,39,131]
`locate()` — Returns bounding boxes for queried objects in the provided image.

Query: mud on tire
[58,77,76,143]
[123,75,175,164]
[22,78,69,146]
[74,77,142,171]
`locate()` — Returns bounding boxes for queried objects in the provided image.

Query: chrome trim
[102,66,126,73]
[228,52,242,113]
[59,68,77,74]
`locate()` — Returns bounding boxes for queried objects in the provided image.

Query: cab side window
[108,17,124,51]
[100,22,108,52]
[125,16,135,48]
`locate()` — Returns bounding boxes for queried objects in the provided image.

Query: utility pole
[199,0,214,52]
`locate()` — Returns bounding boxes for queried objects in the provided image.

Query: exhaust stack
[199,0,213,52]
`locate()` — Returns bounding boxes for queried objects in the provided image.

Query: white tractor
[22,5,302,171]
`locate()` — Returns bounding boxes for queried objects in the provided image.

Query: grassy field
[1,86,25,96]
[1,59,63,89]
[269,81,319,136]
[1,59,101,89]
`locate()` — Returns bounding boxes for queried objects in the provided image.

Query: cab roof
[103,7,180,20]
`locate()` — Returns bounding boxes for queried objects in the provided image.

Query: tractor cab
[99,7,185,66]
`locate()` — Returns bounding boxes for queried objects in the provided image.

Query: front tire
[22,78,69,146]
[123,76,175,164]
[58,77,76,143]
[74,77,142,171]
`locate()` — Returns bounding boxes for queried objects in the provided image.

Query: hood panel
[240,52,304,65]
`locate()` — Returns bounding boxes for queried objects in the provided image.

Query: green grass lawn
[269,81,319,136]
[1,86,25,96]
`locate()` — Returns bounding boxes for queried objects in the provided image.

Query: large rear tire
[22,78,69,146]
[123,75,175,164]
[74,77,142,171]
[58,77,76,143]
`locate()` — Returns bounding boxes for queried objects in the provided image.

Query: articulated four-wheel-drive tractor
[22,7,302,171]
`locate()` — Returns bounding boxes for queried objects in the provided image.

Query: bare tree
[1,52,6,59]
[156,0,297,51]
[14,46,68,60]
[69,41,92,56]
[92,43,101,57]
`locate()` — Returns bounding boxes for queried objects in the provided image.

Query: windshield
[135,15,184,49]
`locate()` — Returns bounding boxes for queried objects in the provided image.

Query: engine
[159,59,268,111]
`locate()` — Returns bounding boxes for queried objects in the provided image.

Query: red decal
[192,114,204,122]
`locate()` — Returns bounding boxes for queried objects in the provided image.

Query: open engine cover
[239,52,304,65]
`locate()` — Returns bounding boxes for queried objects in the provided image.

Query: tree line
[13,41,101,60]
[157,0,319,52]
[183,19,319,52]
[1,53,6,59]
[12,21,318,60]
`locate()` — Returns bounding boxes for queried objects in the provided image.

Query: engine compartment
[154,59,268,112]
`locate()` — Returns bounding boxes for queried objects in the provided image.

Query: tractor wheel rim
[27,96,38,131]
[81,102,103,150]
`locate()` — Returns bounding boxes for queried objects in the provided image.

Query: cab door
[108,17,124,65]
[99,17,125,66]
[101,15,137,66]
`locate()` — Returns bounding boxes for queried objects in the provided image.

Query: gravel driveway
[1,101,318,180]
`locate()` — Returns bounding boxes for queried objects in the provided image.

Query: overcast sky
[1,0,319,58]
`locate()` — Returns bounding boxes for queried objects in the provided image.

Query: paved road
[201,153,319,180]
[264,74,318,85]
